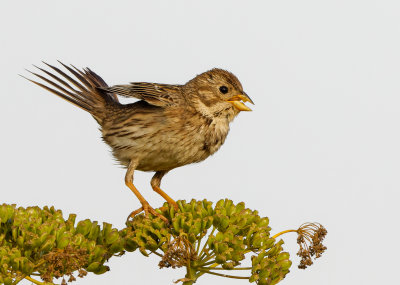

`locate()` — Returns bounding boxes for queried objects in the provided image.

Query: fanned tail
[22,61,119,123]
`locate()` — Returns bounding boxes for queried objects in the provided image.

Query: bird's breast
[102,111,231,171]
[200,117,230,156]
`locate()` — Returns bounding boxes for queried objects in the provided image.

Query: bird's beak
[227,93,254,111]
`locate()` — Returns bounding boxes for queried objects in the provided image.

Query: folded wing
[102,82,184,107]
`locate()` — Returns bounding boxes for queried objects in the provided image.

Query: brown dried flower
[296,223,327,269]
[40,245,88,283]
[159,235,197,269]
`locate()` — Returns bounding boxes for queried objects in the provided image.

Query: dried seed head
[159,235,197,269]
[40,245,88,283]
[296,223,327,269]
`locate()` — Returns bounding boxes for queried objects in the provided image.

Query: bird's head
[184,68,254,121]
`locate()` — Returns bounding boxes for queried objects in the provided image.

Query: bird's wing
[102,82,184,107]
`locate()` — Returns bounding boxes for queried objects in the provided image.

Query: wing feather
[102,82,184,107]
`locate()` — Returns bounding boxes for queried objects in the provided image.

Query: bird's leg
[125,160,168,223]
[151,171,179,211]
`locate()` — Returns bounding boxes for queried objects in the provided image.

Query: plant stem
[272,229,297,239]
[201,260,217,267]
[198,253,216,265]
[198,227,215,257]
[182,266,197,285]
[199,266,252,270]
[197,269,249,280]
[33,260,45,269]
[193,262,218,280]
[187,259,192,279]
[150,250,163,257]
[195,233,206,255]
[24,276,48,285]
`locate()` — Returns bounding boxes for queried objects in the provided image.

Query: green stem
[197,268,249,280]
[24,276,49,285]
[199,266,252,270]
[199,253,216,265]
[150,250,163,257]
[243,247,257,255]
[195,232,206,255]
[187,259,192,279]
[192,262,218,280]
[182,266,197,285]
[33,260,46,269]
[200,260,217,267]
[198,227,215,257]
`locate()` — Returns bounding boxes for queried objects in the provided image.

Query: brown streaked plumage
[24,62,254,222]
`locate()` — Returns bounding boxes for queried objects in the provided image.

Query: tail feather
[23,62,118,122]
[33,64,81,95]
[55,61,93,92]
[22,73,92,112]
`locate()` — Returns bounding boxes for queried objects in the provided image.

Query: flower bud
[86,261,101,272]
[215,254,226,264]
[105,230,119,245]
[76,219,92,236]
[93,265,109,275]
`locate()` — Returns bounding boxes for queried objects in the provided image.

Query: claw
[127,202,169,224]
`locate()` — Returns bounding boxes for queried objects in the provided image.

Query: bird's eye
[219,86,229,94]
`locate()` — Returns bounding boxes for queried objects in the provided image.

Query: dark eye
[219,86,229,94]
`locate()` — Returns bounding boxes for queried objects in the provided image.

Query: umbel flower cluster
[0,200,326,285]
[0,204,123,285]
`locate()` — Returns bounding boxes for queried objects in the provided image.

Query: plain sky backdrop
[1,0,399,284]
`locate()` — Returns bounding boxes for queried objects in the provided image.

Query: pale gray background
[1,0,399,284]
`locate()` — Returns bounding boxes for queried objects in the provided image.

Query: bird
[23,62,253,222]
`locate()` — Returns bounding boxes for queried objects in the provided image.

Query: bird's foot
[127,202,169,224]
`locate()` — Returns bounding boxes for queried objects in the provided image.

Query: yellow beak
[227,93,254,111]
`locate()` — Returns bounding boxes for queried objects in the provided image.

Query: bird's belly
[103,116,229,171]
[135,133,212,171]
